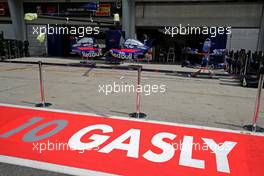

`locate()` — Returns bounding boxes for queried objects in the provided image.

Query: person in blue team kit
[191,38,214,77]
[201,38,211,67]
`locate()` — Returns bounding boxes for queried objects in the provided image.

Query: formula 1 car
[71,37,103,59]
[109,39,150,61]
[71,31,152,64]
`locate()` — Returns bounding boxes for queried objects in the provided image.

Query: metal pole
[35,61,51,107]
[8,41,11,59]
[129,65,146,118]
[243,53,249,77]
[136,66,141,118]
[38,61,45,107]
[252,73,264,132]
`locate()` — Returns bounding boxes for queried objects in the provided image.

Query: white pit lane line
[0,103,263,137]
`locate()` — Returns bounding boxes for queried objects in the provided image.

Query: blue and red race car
[71,31,152,63]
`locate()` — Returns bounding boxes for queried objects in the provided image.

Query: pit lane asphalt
[0,162,73,176]
[0,62,263,175]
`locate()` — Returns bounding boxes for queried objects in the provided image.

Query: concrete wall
[226,29,259,51]
[7,0,26,41]
[136,3,262,27]
[136,2,263,50]
[0,23,14,39]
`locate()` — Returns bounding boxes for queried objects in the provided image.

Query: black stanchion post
[129,65,146,118]
[243,66,264,132]
[35,61,52,107]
